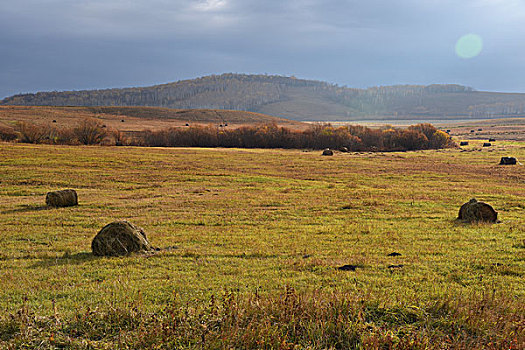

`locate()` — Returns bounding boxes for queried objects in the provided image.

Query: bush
[0,124,18,141]
[16,122,52,144]
[110,129,128,146]
[73,118,108,145]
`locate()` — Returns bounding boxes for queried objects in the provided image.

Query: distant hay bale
[339,147,349,153]
[322,149,333,156]
[460,141,469,146]
[458,198,498,223]
[483,142,491,147]
[92,221,152,257]
[489,138,496,142]
[46,189,78,207]
[499,157,517,165]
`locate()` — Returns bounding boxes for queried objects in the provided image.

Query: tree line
[0,119,455,152]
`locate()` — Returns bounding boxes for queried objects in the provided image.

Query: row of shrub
[0,119,120,145]
[0,119,455,151]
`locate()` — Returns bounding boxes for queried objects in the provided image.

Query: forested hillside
[3,73,525,121]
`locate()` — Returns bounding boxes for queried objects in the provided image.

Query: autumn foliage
[4,119,454,151]
[136,122,454,151]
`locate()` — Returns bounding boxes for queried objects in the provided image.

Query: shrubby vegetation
[1,288,521,349]
[0,124,17,141]
[10,118,108,145]
[137,122,454,151]
[4,120,454,151]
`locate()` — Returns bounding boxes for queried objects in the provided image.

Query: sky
[1,0,525,99]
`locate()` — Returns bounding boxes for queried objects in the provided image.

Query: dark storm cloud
[1,0,525,98]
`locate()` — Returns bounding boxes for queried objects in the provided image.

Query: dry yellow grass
[0,105,307,132]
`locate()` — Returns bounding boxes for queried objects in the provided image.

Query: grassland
[0,140,524,348]
[0,105,307,132]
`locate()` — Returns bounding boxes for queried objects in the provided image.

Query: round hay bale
[489,138,496,142]
[483,142,491,147]
[499,157,517,165]
[92,221,152,256]
[339,147,349,153]
[458,198,498,223]
[460,141,469,146]
[46,189,78,207]
[322,148,333,156]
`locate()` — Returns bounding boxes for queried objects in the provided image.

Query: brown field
[0,105,307,131]
[441,118,525,141]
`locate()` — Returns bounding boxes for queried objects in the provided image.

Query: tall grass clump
[1,288,522,349]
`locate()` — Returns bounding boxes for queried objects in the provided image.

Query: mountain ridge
[3,73,525,121]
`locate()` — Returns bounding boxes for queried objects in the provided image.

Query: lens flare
[455,34,483,59]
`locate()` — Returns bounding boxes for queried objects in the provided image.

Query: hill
[3,73,525,121]
[0,105,307,131]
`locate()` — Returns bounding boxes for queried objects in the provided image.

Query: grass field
[0,106,307,133]
[0,141,524,348]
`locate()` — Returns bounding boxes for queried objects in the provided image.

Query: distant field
[0,141,523,348]
[442,118,525,141]
[326,117,525,141]
[0,105,307,131]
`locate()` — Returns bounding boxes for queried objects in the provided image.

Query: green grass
[0,143,524,348]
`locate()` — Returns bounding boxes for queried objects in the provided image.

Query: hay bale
[339,147,349,153]
[92,221,152,256]
[458,198,498,223]
[483,142,491,147]
[489,138,496,142]
[460,141,469,146]
[499,157,517,165]
[322,149,333,156]
[46,189,78,207]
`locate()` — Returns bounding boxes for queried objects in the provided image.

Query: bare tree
[73,118,107,145]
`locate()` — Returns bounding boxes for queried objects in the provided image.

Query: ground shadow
[29,252,97,268]
[1,204,50,214]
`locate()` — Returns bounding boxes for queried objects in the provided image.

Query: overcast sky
[1,0,525,98]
